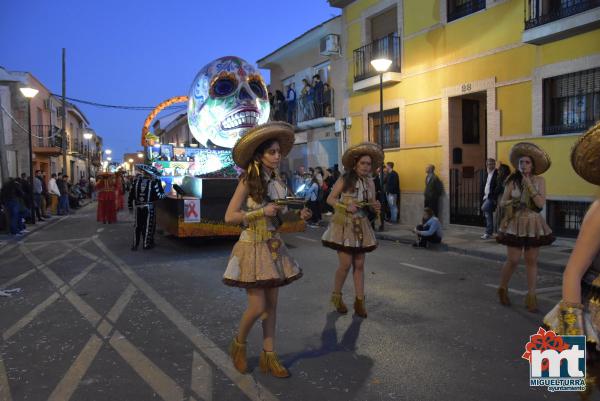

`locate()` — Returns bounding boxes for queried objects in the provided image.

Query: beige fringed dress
[321,177,378,253]
[222,175,302,288]
[544,254,600,345]
[496,176,555,248]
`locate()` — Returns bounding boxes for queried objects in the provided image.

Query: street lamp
[20,86,39,225]
[83,131,93,186]
[105,149,112,155]
[106,156,112,161]
[370,58,392,232]
[137,152,143,158]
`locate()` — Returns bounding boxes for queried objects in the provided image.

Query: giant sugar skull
[187,56,270,149]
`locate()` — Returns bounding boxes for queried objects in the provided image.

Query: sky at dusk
[0,0,340,161]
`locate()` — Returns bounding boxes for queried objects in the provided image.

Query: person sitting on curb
[411,207,443,248]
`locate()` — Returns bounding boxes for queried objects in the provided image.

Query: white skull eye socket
[248,75,267,99]
[211,72,238,98]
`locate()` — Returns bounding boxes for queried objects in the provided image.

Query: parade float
[140,56,305,237]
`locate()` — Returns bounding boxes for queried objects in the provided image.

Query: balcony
[353,34,401,91]
[31,125,64,156]
[523,0,600,44]
[271,89,335,130]
[328,0,355,7]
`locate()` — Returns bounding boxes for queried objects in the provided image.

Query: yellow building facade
[330,0,600,235]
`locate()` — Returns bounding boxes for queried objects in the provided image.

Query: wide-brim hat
[136,164,161,177]
[509,142,551,175]
[342,142,384,171]
[571,121,600,185]
[232,122,295,169]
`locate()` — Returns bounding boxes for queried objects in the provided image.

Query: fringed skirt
[223,230,302,288]
[496,208,555,248]
[321,212,377,254]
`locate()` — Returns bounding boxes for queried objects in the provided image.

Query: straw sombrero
[341,142,384,171]
[136,164,162,177]
[232,122,295,169]
[571,121,600,185]
[509,142,551,175]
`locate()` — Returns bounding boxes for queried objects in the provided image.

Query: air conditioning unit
[320,34,340,56]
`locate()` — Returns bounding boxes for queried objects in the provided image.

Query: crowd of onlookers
[0,171,96,236]
[269,74,333,125]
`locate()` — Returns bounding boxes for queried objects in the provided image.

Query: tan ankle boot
[259,351,290,378]
[354,297,367,318]
[525,293,538,312]
[228,336,247,374]
[331,292,348,314]
[497,287,511,306]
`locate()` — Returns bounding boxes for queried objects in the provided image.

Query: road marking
[23,214,69,240]
[3,261,99,341]
[47,334,104,401]
[294,235,318,242]
[536,286,563,294]
[97,228,104,233]
[0,268,37,290]
[0,243,17,257]
[399,262,446,275]
[106,284,136,324]
[109,330,185,401]
[0,353,12,401]
[191,351,213,401]
[93,237,281,401]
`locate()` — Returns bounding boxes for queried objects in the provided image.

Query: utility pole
[61,48,67,176]
[0,102,8,184]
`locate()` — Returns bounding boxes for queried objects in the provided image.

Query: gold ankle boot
[497,287,511,306]
[525,293,538,312]
[259,351,290,378]
[228,336,247,374]
[354,297,367,318]
[331,292,348,314]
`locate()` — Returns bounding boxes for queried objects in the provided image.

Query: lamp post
[20,87,39,225]
[370,58,392,232]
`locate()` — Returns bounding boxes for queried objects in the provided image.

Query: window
[370,7,397,41]
[447,0,486,22]
[462,99,480,144]
[547,200,592,237]
[368,108,400,149]
[543,67,600,135]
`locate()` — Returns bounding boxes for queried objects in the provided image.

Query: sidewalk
[373,222,575,273]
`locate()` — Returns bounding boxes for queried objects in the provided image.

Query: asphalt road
[0,202,586,401]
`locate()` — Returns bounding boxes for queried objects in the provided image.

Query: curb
[375,232,566,274]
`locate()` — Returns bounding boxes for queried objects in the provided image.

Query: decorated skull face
[187,56,270,149]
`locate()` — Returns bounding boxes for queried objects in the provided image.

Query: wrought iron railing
[547,200,591,237]
[353,34,401,82]
[525,0,600,29]
[31,125,63,148]
[271,88,334,125]
[449,168,486,226]
[447,0,486,22]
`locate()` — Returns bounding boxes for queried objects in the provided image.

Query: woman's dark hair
[341,154,372,193]
[241,138,279,203]
[302,79,310,87]
[506,156,535,189]
[498,163,511,183]
[315,166,323,175]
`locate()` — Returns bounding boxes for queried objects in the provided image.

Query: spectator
[48,173,61,214]
[312,74,324,118]
[424,164,443,218]
[323,83,332,117]
[40,171,51,218]
[493,163,511,232]
[293,166,306,195]
[286,83,296,124]
[33,170,45,222]
[373,167,387,231]
[332,164,341,181]
[314,166,324,186]
[304,176,321,227]
[322,168,335,215]
[412,207,443,248]
[1,178,25,236]
[384,162,400,223]
[480,158,499,239]
[17,173,33,223]
[57,174,70,215]
[268,91,275,120]
[275,90,286,121]
[300,79,313,121]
